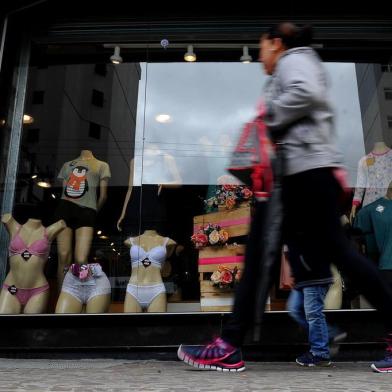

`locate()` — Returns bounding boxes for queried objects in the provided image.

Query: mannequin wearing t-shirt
[354,182,392,288]
[124,230,176,312]
[350,141,392,222]
[0,213,66,314]
[54,150,112,313]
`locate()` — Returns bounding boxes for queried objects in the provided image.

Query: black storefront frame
[0,10,391,355]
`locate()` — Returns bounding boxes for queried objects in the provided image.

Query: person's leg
[221,200,269,347]
[287,288,308,331]
[284,168,392,331]
[284,168,392,371]
[177,201,268,372]
[303,286,330,359]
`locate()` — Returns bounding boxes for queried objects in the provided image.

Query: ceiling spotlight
[184,45,196,62]
[51,193,56,199]
[37,180,51,188]
[23,114,34,124]
[97,230,102,235]
[240,46,252,64]
[155,114,171,123]
[110,46,123,64]
[31,174,38,179]
[110,242,114,246]
[99,235,109,240]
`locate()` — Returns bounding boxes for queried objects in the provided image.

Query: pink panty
[3,283,49,305]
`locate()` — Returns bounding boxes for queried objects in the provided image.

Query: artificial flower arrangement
[205,185,253,211]
[191,223,229,249]
[210,265,242,289]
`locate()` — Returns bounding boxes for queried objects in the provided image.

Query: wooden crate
[198,245,271,311]
[193,205,250,238]
[198,245,245,274]
[200,280,271,312]
[198,245,245,312]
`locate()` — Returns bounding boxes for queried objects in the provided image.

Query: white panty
[126,283,166,309]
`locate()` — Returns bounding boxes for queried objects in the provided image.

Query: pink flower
[220,270,233,284]
[241,188,253,199]
[191,233,208,248]
[222,185,236,191]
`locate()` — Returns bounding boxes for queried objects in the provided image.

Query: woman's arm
[265,54,323,132]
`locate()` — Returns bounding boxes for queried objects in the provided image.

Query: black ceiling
[1,1,391,64]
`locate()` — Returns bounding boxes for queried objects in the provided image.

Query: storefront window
[0,41,390,314]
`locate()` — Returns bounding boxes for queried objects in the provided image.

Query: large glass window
[0,41,390,314]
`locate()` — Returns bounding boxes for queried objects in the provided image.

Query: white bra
[129,237,169,269]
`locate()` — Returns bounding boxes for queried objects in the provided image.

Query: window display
[0,41,390,315]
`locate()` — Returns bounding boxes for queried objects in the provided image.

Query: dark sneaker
[296,351,332,367]
[329,330,348,357]
[371,357,392,373]
[371,337,392,373]
[177,337,245,372]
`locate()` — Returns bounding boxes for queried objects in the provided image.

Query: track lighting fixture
[110,46,123,64]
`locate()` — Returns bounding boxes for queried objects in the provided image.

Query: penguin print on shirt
[58,158,111,210]
[64,165,89,199]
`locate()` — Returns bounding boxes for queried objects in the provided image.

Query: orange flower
[218,230,229,243]
[225,197,236,210]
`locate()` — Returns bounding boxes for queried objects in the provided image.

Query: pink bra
[9,225,50,260]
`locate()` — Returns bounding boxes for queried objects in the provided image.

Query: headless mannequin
[0,214,66,314]
[124,230,176,312]
[350,141,391,222]
[55,150,111,313]
[117,151,182,231]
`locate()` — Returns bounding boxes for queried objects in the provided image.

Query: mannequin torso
[351,141,392,222]
[2,214,66,288]
[0,214,66,314]
[124,230,176,313]
[125,230,176,285]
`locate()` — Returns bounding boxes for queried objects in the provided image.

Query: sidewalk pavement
[0,358,390,391]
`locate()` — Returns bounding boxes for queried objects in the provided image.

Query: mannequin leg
[24,290,50,314]
[324,265,343,310]
[0,290,22,314]
[56,227,73,289]
[86,294,111,313]
[124,292,142,312]
[55,292,83,313]
[74,226,94,264]
[148,293,167,312]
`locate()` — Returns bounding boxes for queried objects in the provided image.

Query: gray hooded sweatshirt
[264,47,343,176]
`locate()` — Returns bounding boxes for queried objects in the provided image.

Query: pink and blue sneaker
[371,336,392,373]
[177,337,245,372]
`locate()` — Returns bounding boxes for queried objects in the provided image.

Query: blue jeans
[287,285,330,358]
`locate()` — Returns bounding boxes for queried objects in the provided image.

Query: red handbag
[227,105,274,201]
